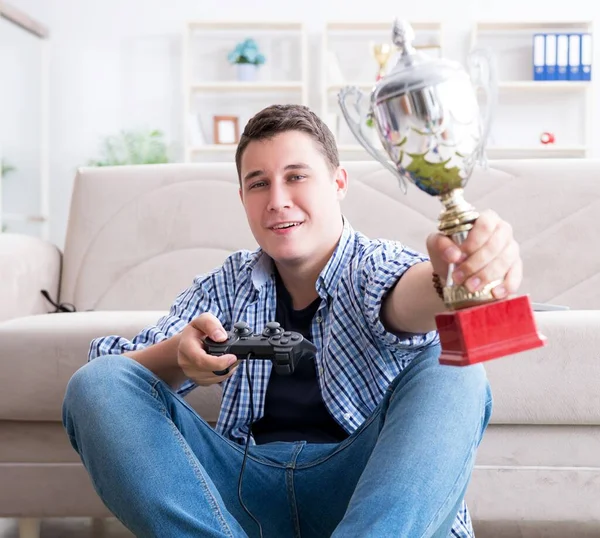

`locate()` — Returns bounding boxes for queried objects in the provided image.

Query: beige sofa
[1,160,599,538]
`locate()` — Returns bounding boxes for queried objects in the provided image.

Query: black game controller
[205,321,317,376]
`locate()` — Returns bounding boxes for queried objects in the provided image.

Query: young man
[63,104,521,538]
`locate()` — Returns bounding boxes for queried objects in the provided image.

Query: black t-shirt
[252,270,350,445]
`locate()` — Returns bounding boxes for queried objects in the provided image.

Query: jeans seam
[287,443,304,538]
[417,385,487,538]
[293,409,382,470]
[151,380,236,538]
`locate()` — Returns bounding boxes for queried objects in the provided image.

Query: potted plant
[87,129,170,166]
[227,38,266,82]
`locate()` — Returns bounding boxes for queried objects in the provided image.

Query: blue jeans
[62,344,492,538]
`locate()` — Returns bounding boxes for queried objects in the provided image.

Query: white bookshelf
[321,21,444,159]
[182,21,309,162]
[470,20,594,159]
[0,4,49,239]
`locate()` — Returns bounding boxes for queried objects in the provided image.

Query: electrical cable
[238,352,263,538]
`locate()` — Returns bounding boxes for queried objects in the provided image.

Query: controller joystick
[263,321,283,337]
[206,321,317,376]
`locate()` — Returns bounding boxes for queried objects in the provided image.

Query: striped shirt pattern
[89,217,474,537]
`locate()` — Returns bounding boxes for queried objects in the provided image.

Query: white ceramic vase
[236,63,259,82]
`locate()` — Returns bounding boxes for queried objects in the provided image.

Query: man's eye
[290,175,306,181]
[249,181,266,190]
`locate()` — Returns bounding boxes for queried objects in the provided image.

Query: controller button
[283,331,292,336]
[280,338,289,344]
[291,335,301,341]
[272,335,281,340]
[274,352,288,364]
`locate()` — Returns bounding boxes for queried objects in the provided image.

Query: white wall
[6,0,600,248]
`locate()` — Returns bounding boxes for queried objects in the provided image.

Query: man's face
[239,130,347,268]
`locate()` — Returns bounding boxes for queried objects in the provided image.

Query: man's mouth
[269,221,303,230]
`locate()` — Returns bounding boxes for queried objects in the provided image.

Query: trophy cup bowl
[338,19,546,366]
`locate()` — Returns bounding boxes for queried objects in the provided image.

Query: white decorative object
[327,51,345,84]
[187,114,206,146]
[236,63,259,81]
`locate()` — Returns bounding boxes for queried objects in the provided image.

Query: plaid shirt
[89,216,475,537]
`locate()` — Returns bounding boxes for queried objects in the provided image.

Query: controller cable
[239,352,264,538]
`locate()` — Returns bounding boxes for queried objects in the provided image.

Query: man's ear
[334,167,349,201]
[238,186,243,204]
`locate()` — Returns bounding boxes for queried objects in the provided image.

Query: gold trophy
[371,43,394,81]
[339,19,546,367]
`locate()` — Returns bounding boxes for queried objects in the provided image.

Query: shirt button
[343,413,352,421]
[316,316,322,323]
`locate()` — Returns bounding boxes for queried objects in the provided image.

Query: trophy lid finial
[392,18,416,55]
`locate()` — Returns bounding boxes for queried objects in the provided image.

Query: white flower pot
[236,63,259,82]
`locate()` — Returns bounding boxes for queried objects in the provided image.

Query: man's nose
[267,183,292,211]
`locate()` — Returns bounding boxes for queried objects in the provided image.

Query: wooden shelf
[487,146,588,156]
[188,21,303,31]
[3,213,47,223]
[495,81,592,91]
[190,82,304,92]
[475,21,593,32]
[326,21,442,32]
[189,145,237,153]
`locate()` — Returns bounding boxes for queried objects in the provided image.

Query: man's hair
[235,104,340,183]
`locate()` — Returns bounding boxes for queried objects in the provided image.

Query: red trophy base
[435,295,547,367]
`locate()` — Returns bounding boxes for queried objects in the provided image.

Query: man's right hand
[177,313,239,386]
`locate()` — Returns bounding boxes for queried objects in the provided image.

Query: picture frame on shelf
[213,115,239,145]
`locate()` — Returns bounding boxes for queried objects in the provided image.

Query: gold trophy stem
[438,189,499,311]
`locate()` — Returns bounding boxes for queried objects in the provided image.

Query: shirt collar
[245,216,356,298]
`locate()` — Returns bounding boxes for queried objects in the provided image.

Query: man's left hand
[425,209,522,300]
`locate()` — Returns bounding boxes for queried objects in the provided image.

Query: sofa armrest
[0,311,223,422]
[484,310,600,425]
[0,233,62,322]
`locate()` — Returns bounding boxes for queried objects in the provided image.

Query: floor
[0,519,132,538]
[1,518,599,537]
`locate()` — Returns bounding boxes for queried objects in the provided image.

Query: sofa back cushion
[60,159,600,311]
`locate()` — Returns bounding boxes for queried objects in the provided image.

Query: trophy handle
[337,86,408,193]
[467,47,497,169]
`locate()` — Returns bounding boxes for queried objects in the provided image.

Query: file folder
[544,33,557,80]
[556,34,569,80]
[581,33,592,80]
[533,34,545,80]
[568,33,581,80]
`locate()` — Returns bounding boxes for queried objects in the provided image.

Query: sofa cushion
[60,160,600,312]
[0,310,598,426]
[0,311,222,423]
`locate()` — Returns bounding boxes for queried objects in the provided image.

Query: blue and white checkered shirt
[89,216,474,537]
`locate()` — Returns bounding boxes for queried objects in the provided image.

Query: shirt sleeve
[357,240,439,349]
[87,252,243,395]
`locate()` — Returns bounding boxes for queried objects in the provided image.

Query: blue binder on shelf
[581,33,592,81]
[533,34,545,80]
[544,33,557,80]
[556,34,569,80]
[568,33,582,80]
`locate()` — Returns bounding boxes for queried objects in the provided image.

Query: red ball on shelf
[540,132,555,145]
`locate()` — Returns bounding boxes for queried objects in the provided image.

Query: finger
[426,232,466,264]
[462,240,520,293]
[190,312,228,341]
[460,210,503,256]
[196,362,240,386]
[199,350,239,373]
[453,221,513,285]
[492,258,523,299]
